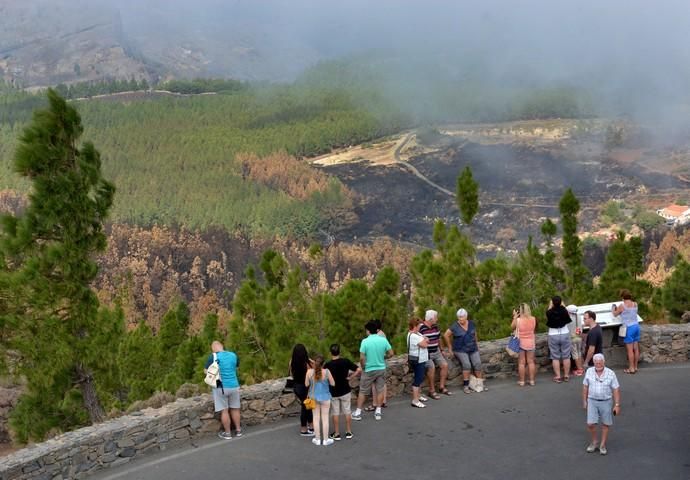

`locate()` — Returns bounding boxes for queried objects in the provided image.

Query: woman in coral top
[511,303,537,386]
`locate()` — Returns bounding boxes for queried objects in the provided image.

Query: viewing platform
[94,362,690,480]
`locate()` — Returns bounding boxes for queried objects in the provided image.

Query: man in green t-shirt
[352,320,393,421]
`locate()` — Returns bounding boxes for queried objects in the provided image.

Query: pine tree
[661,258,690,321]
[228,251,315,382]
[157,302,191,354]
[0,90,116,440]
[324,280,372,358]
[411,221,479,326]
[597,231,651,302]
[539,219,565,288]
[118,322,159,402]
[369,266,408,341]
[456,166,479,226]
[558,188,590,300]
[540,218,557,249]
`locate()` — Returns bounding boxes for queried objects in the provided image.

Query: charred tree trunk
[76,364,105,424]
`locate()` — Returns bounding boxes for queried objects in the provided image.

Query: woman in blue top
[613,289,640,374]
[444,308,485,394]
[305,354,336,446]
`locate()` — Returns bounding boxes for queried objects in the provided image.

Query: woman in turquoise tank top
[306,355,335,446]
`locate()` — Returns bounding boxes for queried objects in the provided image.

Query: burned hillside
[323,125,688,252]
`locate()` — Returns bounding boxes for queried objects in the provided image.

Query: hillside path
[393,133,457,197]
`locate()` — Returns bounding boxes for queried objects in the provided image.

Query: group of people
[289,319,395,445]
[408,308,484,400]
[287,309,490,446]
[203,289,641,453]
[510,291,641,387]
[509,289,640,455]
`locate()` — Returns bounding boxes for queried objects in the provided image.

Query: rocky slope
[0,1,150,88]
[0,0,322,87]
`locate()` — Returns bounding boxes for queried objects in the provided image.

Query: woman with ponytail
[305,354,335,446]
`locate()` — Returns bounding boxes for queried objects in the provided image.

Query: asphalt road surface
[93,363,690,480]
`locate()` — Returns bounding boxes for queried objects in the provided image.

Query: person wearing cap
[420,309,452,398]
[444,308,485,394]
[582,353,621,455]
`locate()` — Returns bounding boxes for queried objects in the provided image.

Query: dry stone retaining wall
[1,324,689,479]
[0,387,21,445]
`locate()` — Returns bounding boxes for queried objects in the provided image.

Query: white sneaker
[312,438,321,446]
[374,409,382,421]
[322,438,334,446]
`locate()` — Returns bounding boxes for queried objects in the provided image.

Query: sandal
[563,376,570,382]
[529,381,535,386]
[517,381,525,387]
[411,400,426,408]
[552,377,562,383]
[440,388,453,396]
[428,392,441,400]
[623,369,636,374]
[364,405,376,412]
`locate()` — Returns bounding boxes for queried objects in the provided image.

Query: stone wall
[0,386,21,444]
[1,324,689,480]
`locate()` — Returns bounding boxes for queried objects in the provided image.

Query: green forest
[0,59,593,238]
[0,69,687,444]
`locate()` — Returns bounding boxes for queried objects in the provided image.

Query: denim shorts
[624,323,641,344]
[587,398,614,426]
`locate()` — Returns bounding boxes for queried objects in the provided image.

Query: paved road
[93,363,690,480]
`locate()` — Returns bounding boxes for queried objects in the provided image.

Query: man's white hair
[425,309,438,321]
[593,353,605,363]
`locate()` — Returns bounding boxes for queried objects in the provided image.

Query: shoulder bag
[506,317,520,358]
[407,332,419,365]
[618,324,627,338]
[283,364,295,394]
[303,373,316,410]
[204,352,222,387]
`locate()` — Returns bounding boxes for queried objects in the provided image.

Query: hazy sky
[114,1,690,106]
[6,0,690,121]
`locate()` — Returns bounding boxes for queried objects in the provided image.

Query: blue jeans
[411,361,426,387]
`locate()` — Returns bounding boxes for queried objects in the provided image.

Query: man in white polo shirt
[582,353,621,456]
